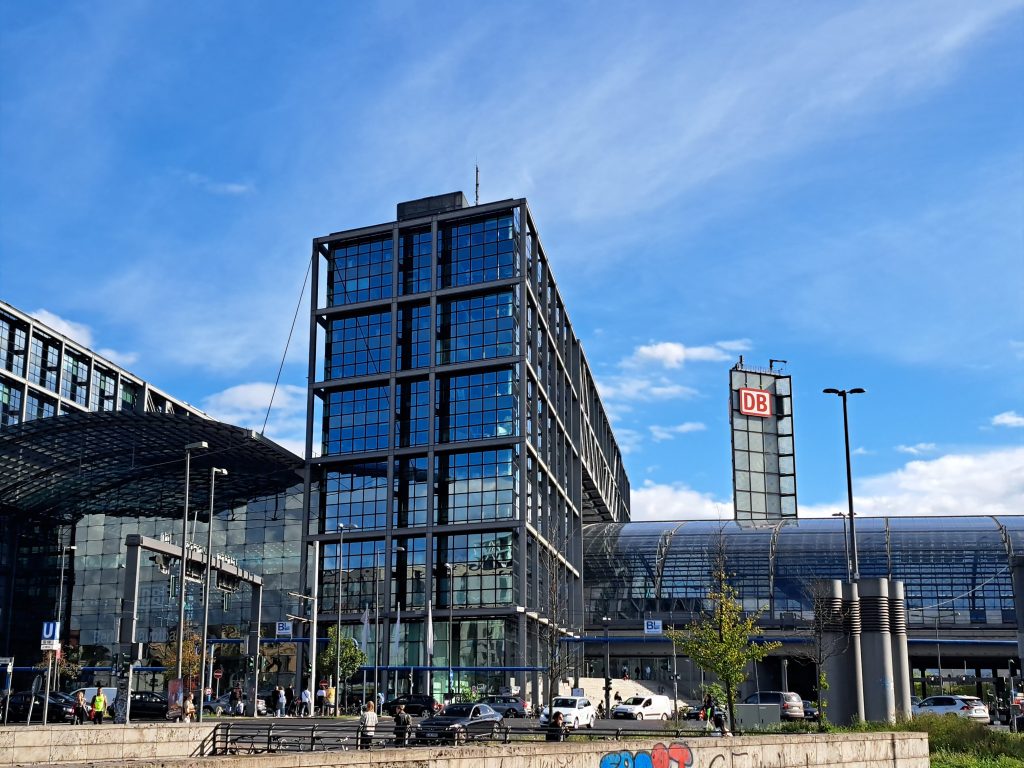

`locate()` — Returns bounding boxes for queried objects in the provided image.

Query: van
[611,694,673,720]
[69,686,119,706]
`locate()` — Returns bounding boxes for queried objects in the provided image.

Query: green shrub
[930,748,1024,768]
[837,714,1024,761]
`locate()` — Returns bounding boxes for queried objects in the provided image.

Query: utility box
[733,703,780,731]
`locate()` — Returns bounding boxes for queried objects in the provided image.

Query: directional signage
[643,619,663,635]
[0,656,13,675]
[275,621,292,638]
[41,621,60,651]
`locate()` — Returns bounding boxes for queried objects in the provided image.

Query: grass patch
[930,748,1024,768]
[837,714,1024,762]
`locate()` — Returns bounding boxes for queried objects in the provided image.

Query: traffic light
[245,656,255,673]
[304,659,312,675]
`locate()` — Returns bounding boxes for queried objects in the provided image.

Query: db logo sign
[739,388,772,418]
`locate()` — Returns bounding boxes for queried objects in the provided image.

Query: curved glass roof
[0,410,303,524]
[584,517,1023,630]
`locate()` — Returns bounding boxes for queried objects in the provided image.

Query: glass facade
[309,196,628,704]
[584,517,1024,630]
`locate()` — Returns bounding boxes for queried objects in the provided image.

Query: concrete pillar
[889,580,912,719]
[1011,556,1024,666]
[822,580,857,724]
[845,581,865,722]
[860,578,895,722]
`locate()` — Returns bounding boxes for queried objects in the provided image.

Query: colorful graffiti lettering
[599,742,693,768]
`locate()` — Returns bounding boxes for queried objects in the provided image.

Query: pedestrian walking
[359,701,378,750]
[90,690,108,724]
[546,711,567,742]
[392,703,411,747]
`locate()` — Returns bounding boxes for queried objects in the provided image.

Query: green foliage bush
[839,714,1024,762]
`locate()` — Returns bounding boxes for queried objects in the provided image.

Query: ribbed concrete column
[845,581,865,722]
[860,578,895,722]
[821,579,854,724]
[889,579,912,719]
[1011,556,1024,665]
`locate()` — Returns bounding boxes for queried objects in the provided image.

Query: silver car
[912,695,989,722]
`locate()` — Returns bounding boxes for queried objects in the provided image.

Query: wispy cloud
[650,422,706,442]
[30,308,138,367]
[992,411,1024,428]
[183,171,254,196]
[896,442,937,456]
[852,446,873,456]
[624,339,750,369]
[630,480,730,522]
[201,382,306,457]
[596,376,698,403]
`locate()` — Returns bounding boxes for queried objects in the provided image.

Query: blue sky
[1,1,1022,520]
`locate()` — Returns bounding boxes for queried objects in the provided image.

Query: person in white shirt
[359,700,378,750]
[300,688,312,717]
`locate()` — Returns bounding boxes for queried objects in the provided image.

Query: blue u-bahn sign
[41,621,60,650]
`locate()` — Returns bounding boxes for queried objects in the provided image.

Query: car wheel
[661,713,668,720]
[636,713,644,721]
[587,716,595,729]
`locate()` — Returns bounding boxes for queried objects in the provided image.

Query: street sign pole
[39,622,60,725]
[0,657,13,725]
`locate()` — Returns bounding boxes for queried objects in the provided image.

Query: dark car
[802,700,820,721]
[743,690,804,721]
[128,690,169,719]
[414,702,504,744]
[478,694,530,718]
[5,691,76,723]
[382,693,442,717]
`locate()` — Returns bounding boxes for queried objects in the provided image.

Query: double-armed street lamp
[177,441,208,683]
[822,388,865,581]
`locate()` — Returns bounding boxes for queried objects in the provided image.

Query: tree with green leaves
[318,625,367,711]
[33,645,83,691]
[667,538,780,731]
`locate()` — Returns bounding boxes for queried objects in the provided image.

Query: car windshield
[552,698,578,708]
[623,697,646,705]
[443,704,473,717]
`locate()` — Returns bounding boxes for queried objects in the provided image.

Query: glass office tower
[304,193,629,703]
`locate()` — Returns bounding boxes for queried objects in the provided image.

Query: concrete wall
[0,723,215,765]
[2,726,928,768]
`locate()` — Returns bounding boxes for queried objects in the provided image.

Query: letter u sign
[42,622,60,641]
[738,388,773,418]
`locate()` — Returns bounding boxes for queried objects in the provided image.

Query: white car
[912,695,989,722]
[612,694,673,721]
[538,696,597,729]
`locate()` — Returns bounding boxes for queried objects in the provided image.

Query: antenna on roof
[475,163,480,205]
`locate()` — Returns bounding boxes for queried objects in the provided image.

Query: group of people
[71,690,107,725]
[356,700,413,750]
[620,664,653,681]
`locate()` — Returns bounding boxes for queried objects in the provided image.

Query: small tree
[668,538,780,730]
[33,644,83,691]
[791,579,849,729]
[318,626,367,708]
[150,631,204,688]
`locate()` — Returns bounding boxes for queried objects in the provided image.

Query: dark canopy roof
[0,411,303,525]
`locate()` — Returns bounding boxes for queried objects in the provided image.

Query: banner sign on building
[643,619,663,635]
[275,621,292,638]
[729,360,797,523]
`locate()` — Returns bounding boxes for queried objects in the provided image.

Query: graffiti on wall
[599,742,693,768]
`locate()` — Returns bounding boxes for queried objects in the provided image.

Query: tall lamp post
[53,544,76,691]
[392,546,405,697]
[445,563,453,702]
[823,388,865,581]
[601,616,612,718]
[176,441,208,683]
[334,522,355,715]
[198,467,226,721]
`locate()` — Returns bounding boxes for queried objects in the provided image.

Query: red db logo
[739,388,772,418]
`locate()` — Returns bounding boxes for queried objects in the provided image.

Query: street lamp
[198,467,226,722]
[392,546,405,698]
[832,512,852,583]
[601,616,612,717]
[445,563,453,702]
[822,388,865,581]
[53,544,76,691]
[334,522,356,715]
[176,441,208,683]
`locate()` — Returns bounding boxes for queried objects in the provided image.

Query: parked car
[203,690,267,716]
[612,694,673,721]
[382,693,443,716]
[912,695,989,722]
[477,694,531,718]
[742,691,805,721]
[127,690,168,719]
[414,702,504,744]
[5,691,76,723]
[802,700,820,721]
[538,696,597,729]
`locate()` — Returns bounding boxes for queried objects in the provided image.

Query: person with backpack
[392,703,412,747]
[91,690,107,724]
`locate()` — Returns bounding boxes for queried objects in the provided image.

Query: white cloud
[802,446,1024,518]
[650,422,706,442]
[613,428,644,456]
[624,339,750,369]
[183,171,254,196]
[992,411,1024,428]
[852,446,873,456]
[202,382,306,458]
[30,308,138,368]
[630,480,730,522]
[895,442,937,456]
[595,376,698,403]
